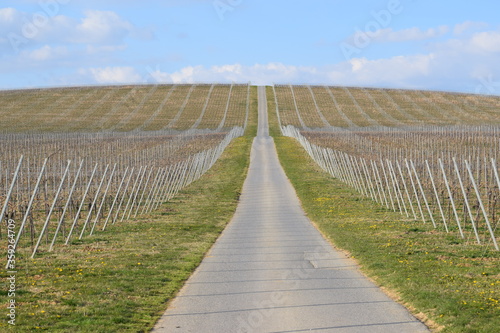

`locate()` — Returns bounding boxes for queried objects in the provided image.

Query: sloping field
[0,84,249,132]
[274,85,500,128]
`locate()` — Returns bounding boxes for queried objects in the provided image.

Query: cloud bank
[77,24,500,95]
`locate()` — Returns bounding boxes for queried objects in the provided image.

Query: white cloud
[144,58,432,87]
[86,44,127,54]
[0,7,18,24]
[145,63,322,85]
[370,26,449,43]
[0,8,151,50]
[212,64,243,75]
[135,28,500,93]
[0,8,24,41]
[337,28,500,92]
[25,45,68,61]
[170,66,199,83]
[81,66,143,84]
[341,54,435,86]
[454,21,489,35]
[432,30,500,56]
[72,10,135,44]
[470,31,500,53]
[73,34,497,94]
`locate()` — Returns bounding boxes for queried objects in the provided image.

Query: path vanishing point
[153,87,430,332]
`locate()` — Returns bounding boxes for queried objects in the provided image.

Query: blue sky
[1,0,499,94]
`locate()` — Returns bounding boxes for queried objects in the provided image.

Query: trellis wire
[1,126,243,257]
[282,125,500,251]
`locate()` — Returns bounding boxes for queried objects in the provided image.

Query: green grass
[273,136,500,332]
[0,87,257,332]
[266,86,281,138]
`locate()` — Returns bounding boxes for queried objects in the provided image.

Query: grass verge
[1,87,257,332]
[273,136,499,332]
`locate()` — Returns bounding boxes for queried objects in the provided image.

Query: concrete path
[153,87,429,332]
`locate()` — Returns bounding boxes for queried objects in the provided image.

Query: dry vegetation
[274,85,500,128]
[0,84,249,133]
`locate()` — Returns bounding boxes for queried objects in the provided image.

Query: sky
[1,0,499,94]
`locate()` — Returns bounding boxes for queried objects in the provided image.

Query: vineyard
[274,85,500,251]
[1,82,498,331]
[0,84,249,259]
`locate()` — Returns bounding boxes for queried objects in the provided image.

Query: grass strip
[1,88,257,332]
[273,136,499,333]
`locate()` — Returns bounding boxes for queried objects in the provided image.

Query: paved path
[153,87,429,332]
